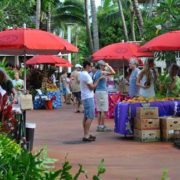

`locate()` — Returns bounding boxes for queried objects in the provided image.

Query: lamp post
[67,23,74,73]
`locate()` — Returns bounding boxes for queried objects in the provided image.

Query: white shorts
[95,91,108,112]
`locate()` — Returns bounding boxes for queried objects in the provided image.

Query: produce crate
[161,129,180,141]
[134,129,160,142]
[160,116,180,130]
[136,107,159,119]
[160,117,180,141]
[134,118,160,130]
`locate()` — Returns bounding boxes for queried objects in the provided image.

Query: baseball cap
[97,60,106,66]
[75,64,82,68]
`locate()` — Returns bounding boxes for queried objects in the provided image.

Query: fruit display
[41,76,58,92]
[45,83,58,91]
[122,96,179,103]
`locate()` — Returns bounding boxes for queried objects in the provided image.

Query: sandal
[75,110,80,113]
[89,135,96,141]
[82,137,93,142]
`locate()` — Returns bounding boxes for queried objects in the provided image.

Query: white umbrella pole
[23,55,27,93]
[123,61,125,94]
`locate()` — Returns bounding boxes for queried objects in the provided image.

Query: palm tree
[117,0,129,41]
[90,0,99,51]
[36,0,41,29]
[132,0,144,37]
[84,0,94,53]
[47,3,51,31]
[129,0,136,41]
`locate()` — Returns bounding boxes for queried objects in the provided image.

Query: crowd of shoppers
[1,57,180,143]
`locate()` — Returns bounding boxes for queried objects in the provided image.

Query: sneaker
[103,126,112,132]
[96,126,105,132]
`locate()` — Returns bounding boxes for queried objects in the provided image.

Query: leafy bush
[0,58,15,79]
[0,134,21,163]
[0,134,106,180]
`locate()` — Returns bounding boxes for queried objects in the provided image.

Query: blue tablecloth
[47,90,62,109]
[114,100,180,135]
[33,90,62,109]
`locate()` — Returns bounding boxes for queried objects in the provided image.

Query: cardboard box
[134,129,160,142]
[160,117,180,130]
[161,129,180,141]
[134,118,160,130]
[174,130,180,139]
[136,107,159,119]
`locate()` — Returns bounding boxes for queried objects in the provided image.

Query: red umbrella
[26,55,68,65]
[0,28,78,90]
[140,30,180,51]
[0,28,78,55]
[55,62,72,67]
[92,42,153,61]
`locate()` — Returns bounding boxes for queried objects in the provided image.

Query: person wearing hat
[128,57,140,97]
[71,64,82,112]
[93,60,115,132]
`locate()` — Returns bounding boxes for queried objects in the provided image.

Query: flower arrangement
[0,92,17,139]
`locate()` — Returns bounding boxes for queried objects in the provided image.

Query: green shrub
[0,134,21,163]
[0,134,106,180]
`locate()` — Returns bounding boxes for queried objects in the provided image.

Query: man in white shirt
[80,61,102,142]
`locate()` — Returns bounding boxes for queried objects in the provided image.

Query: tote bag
[20,94,33,110]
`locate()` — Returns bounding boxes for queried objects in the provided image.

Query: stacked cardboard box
[160,116,180,141]
[134,107,160,142]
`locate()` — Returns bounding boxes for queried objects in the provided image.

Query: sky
[96,0,102,7]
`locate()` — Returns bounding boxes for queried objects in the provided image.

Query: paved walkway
[27,104,180,180]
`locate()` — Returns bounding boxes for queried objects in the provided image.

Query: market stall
[114,99,180,135]
[26,55,73,110]
[33,79,62,110]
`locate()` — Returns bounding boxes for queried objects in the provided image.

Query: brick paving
[27,104,180,180]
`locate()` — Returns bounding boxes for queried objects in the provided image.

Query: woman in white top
[136,58,157,98]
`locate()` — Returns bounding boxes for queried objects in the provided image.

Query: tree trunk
[36,0,41,29]
[131,11,136,41]
[129,0,136,41]
[90,0,99,52]
[132,0,144,37]
[84,0,94,53]
[117,0,129,41]
[47,3,51,32]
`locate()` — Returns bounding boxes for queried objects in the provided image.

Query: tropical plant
[0,134,106,180]
[0,91,17,139]
[143,0,180,41]
[0,0,35,30]
[0,58,15,79]
[0,134,21,165]
[161,169,170,180]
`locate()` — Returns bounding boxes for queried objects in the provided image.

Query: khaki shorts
[95,91,108,112]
